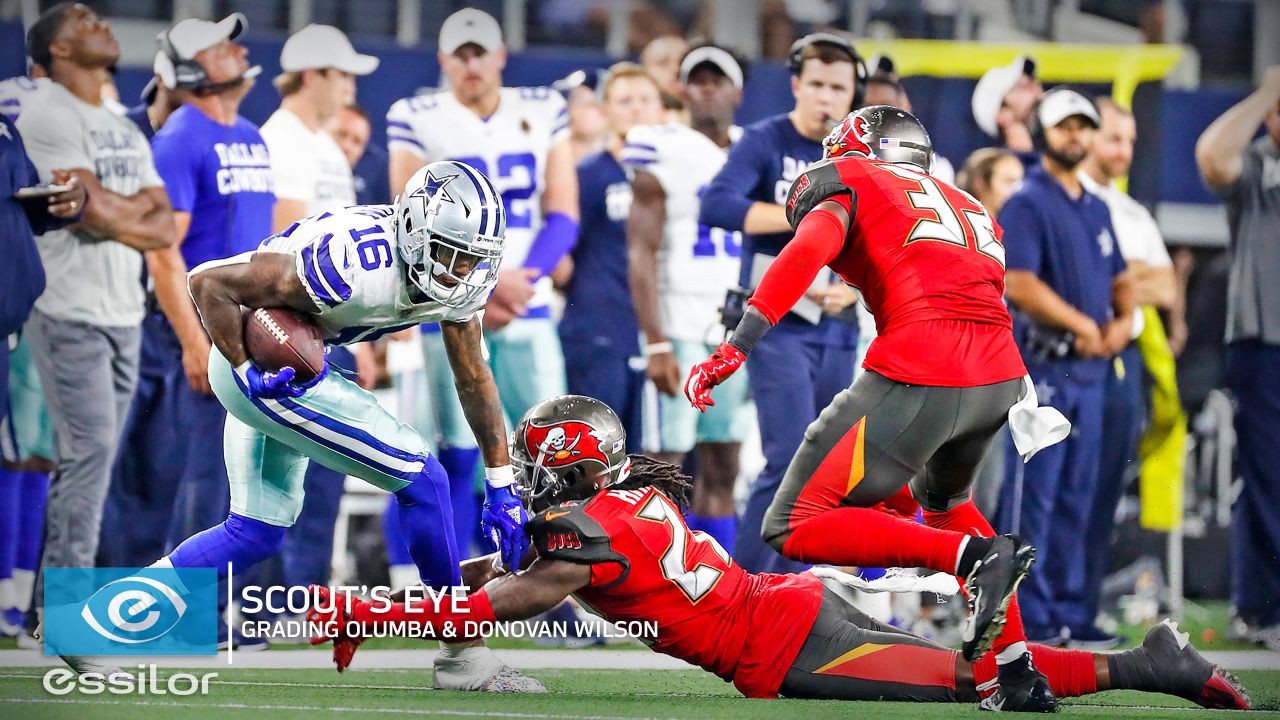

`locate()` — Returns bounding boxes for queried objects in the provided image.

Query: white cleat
[432,645,546,693]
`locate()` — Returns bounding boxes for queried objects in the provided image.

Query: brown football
[243,307,326,383]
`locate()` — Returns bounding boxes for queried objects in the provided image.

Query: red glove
[684,343,746,413]
[307,586,366,672]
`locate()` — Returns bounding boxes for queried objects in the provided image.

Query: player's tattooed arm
[483,557,592,621]
[440,316,511,467]
[188,252,317,366]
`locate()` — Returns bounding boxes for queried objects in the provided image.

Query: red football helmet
[511,395,631,512]
[822,105,934,171]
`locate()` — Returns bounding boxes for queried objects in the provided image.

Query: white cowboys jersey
[622,122,743,343]
[0,76,51,121]
[251,205,485,345]
[385,86,567,308]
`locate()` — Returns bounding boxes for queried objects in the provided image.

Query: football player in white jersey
[386,8,578,446]
[624,46,748,550]
[54,161,544,692]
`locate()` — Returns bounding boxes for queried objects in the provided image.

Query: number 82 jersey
[527,478,823,698]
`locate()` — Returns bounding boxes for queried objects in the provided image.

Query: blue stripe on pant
[737,323,856,574]
[1225,340,1280,627]
[282,346,356,588]
[996,369,1105,637]
[1081,345,1144,629]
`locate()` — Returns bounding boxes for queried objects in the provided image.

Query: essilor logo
[80,576,187,644]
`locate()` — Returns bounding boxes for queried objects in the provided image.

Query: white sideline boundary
[0,648,1276,671]
[0,648,697,672]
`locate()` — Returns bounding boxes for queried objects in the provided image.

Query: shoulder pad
[527,501,629,572]
[785,158,854,231]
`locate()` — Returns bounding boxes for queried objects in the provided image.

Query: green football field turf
[1,666,1277,719]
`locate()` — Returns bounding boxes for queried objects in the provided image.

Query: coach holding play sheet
[16,3,173,607]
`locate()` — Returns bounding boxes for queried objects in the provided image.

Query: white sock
[12,569,34,613]
[389,564,419,592]
[438,640,484,657]
[148,557,174,569]
[0,578,15,610]
[954,536,971,576]
[996,641,1029,665]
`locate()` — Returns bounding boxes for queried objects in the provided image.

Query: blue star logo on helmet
[422,170,458,204]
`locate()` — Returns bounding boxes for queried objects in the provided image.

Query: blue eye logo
[80,576,187,645]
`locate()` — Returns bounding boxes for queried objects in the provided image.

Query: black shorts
[763,370,1022,543]
[779,579,965,702]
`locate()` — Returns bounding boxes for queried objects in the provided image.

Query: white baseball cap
[439,8,504,55]
[1037,88,1101,129]
[146,13,252,103]
[165,12,246,60]
[280,24,379,75]
[971,54,1037,137]
[679,46,743,89]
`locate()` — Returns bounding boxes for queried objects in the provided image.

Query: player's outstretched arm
[485,557,591,620]
[439,316,509,468]
[188,252,316,367]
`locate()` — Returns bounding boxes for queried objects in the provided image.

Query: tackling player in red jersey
[684,105,1061,710]
[307,396,1250,711]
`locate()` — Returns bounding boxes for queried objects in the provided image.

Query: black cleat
[961,535,1036,662]
[979,652,1059,713]
[1141,619,1252,711]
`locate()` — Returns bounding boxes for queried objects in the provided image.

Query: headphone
[156,28,259,96]
[1027,85,1100,152]
[787,32,867,110]
[156,30,212,93]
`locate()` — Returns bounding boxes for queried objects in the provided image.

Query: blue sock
[0,468,18,583]
[16,471,48,571]
[698,515,737,553]
[393,454,461,589]
[167,512,288,578]
[439,447,480,556]
[381,496,413,566]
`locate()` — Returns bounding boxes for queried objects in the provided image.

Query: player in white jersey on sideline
[385,8,579,576]
[624,46,748,551]
[51,161,544,692]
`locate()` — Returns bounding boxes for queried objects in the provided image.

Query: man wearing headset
[101,14,273,615]
[995,88,1134,649]
[699,33,863,574]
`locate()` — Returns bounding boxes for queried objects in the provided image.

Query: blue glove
[481,483,529,571]
[238,362,326,400]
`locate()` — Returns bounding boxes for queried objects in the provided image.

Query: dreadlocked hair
[610,454,694,513]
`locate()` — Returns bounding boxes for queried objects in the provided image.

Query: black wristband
[727,308,771,356]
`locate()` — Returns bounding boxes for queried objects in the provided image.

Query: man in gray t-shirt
[16,4,172,662]
[1196,65,1280,649]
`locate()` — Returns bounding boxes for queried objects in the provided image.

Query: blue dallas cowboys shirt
[560,149,638,352]
[699,113,857,347]
[150,104,275,269]
[1000,164,1126,383]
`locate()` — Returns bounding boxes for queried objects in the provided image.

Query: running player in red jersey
[306,396,1250,711]
[684,106,1058,710]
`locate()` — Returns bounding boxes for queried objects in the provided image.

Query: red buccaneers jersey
[527,482,824,698]
[789,156,1026,386]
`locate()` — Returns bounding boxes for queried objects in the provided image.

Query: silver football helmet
[510,395,631,513]
[395,160,506,309]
